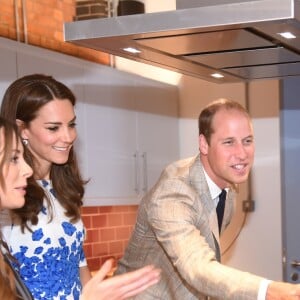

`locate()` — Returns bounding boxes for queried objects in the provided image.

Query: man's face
[199,108,254,188]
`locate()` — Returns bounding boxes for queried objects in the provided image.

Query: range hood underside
[64,0,300,83]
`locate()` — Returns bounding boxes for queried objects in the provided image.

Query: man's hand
[266,281,300,299]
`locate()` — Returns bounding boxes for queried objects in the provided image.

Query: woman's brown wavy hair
[0,117,21,300]
[0,74,87,232]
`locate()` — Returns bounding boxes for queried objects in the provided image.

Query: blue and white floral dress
[1,180,87,300]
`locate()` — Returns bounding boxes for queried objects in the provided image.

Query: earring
[22,139,29,146]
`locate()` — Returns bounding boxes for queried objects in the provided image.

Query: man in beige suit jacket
[116,99,300,299]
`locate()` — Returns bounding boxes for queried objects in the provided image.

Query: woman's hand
[80,259,161,300]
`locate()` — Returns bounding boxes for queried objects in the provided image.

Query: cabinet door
[0,42,18,101]
[135,79,179,195]
[82,66,139,205]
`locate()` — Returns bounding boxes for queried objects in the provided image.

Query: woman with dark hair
[0,74,160,300]
[0,116,33,299]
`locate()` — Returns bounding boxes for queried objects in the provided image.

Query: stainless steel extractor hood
[64,0,300,83]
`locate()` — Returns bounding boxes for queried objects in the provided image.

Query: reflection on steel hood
[64,0,300,83]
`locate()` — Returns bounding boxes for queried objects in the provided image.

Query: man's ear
[16,119,28,140]
[199,134,209,155]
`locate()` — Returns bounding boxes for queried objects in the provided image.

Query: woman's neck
[33,161,51,180]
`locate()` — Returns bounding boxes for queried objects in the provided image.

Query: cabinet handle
[134,151,139,194]
[142,152,148,192]
[291,260,300,268]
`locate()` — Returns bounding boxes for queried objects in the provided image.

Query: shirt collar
[203,168,222,200]
[202,167,229,201]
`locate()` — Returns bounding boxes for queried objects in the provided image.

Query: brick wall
[75,0,110,21]
[0,0,137,272]
[0,0,110,65]
[82,205,138,271]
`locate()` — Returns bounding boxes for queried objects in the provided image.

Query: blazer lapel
[189,155,220,243]
[221,189,235,231]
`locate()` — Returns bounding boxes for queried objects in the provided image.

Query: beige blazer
[116,155,264,299]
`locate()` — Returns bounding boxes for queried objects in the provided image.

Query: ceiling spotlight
[123,47,141,54]
[278,32,296,39]
[211,73,224,79]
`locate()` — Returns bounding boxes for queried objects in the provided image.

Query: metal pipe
[14,0,21,41]
[22,0,28,43]
[107,0,117,67]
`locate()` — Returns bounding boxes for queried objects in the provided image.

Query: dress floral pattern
[1,180,87,300]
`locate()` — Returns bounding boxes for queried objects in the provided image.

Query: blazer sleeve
[147,177,264,299]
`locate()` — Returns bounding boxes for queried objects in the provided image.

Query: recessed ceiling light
[123,47,141,54]
[211,73,224,79]
[278,32,296,39]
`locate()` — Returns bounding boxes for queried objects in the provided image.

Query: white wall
[223,118,282,280]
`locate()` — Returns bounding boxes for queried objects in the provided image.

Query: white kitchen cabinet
[80,66,138,204]
[81,66,179,205]
[134,77,179,195]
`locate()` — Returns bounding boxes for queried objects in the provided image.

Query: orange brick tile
[109,241,124,254]
[81,215,91,229]
[53,9,63,22]
[107,213,123,227]
[54,31,63,41]
[42,39,62,52]
[64,0,75,6]
[81,206,99,215]
[112,205,129,212]
[27,34,41,46]
[85,229,100,243]
[99,206,114,213]
[87,257,101,272]
[92,242,109,257]
[92,214,107,228]
[0,3,13,16]
[115,226,131,240]
[0,27,9,37]
[123,212,137,226]
[83,243,92,258]
[100,228,115,241]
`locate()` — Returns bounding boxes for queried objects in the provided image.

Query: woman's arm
[80,266,92,287]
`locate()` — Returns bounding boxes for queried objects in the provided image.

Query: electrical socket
[242,199,255,212]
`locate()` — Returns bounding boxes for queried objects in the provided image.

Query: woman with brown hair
[0,116,33,299]
[0,74,160,300]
